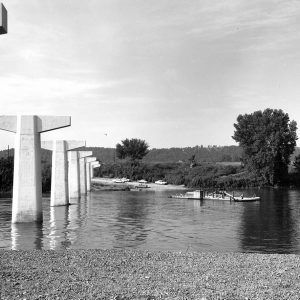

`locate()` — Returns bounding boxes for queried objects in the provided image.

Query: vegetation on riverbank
[0,154,51,194]
[94,161,263,188]
[233,109,298,186]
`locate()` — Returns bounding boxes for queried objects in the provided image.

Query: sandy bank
[1,250,300,299]
[92,177,187,191]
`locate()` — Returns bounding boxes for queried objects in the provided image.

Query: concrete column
[0,3,7,35]
[78,151,92,196]
[90,161,100,179]
[0,115,70,223]
[42,140,85,206]
[85,157,96,192]
[68,151,80,202]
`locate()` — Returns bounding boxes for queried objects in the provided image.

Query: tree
[188,154,196,168]
[116,138,149,161]
[232,108,297,186]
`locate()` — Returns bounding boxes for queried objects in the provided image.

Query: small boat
[170,190,260,202]
[121,178,130,182]
[132,183,150,190]
[138,179,148,184]
[155,180,168,185]
[113,178,125,183]
[231,196,260,202]
[170,190,203,199]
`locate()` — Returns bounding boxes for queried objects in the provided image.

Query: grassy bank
[95,162,261,189]
[1,250,300,299]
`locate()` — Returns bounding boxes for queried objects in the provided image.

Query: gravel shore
[1,250,300,299]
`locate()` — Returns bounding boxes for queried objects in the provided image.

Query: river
[0,188,300,253]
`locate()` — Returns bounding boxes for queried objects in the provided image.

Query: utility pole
[0,3,7,35]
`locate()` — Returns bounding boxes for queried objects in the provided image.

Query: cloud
[0,74,130,114]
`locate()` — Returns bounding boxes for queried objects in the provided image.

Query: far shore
[92,177,187,191]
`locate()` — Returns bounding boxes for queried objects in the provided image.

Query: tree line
[99,108,300,188]
[1,108,300,194]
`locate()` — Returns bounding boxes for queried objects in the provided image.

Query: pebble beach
[1,250,300,299]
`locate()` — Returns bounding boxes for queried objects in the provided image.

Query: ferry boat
[170,190,260,202]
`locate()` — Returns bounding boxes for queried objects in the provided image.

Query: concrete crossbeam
[42,140,85,206]
[0,115,71,223]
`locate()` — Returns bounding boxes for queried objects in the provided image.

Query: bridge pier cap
[0,115,71,223]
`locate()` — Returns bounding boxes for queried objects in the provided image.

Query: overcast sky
[0,0,300,149]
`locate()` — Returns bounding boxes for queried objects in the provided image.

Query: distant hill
[1,146,299,165]
[143,146,243,163]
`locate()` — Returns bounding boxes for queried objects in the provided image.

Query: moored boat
[155,180,168,185]
[170,190,260,202]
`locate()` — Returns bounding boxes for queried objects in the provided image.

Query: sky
[0,0,300,149]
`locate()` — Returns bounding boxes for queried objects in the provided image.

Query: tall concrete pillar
[68,151,80,202]
[0,115,71,223]
[42,140,85,206]
[0,3,7,35]
[85,157,96,192]
[76,151,92,196]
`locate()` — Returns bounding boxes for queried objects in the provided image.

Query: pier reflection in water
[1,188,300,253]
[11,222,43,250]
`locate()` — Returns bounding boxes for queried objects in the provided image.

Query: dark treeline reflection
[113,192,152,248]
[239,189,299,253]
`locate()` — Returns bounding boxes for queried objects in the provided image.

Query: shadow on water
[11,222,44,250]
[239,188,300,253]
[113,192,152,248]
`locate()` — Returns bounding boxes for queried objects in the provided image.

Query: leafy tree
[188,154,196,168]
[232,108,297,186]
[116,138,149,161]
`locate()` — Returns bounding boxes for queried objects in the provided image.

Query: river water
[0,188,300,253]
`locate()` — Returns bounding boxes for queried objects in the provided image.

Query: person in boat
[241,194,244,199]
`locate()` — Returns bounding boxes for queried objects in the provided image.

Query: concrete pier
[85,157,96,192]
[0,115,71,223]
[42,140,85,206]
[68,150,92,202]
[77,151,93,196]
[90,162,100,179]
[0,3,7,35]
[68,151,80,202]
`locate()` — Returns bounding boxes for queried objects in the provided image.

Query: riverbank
[1,250,299,299]
[92,177,187,191]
